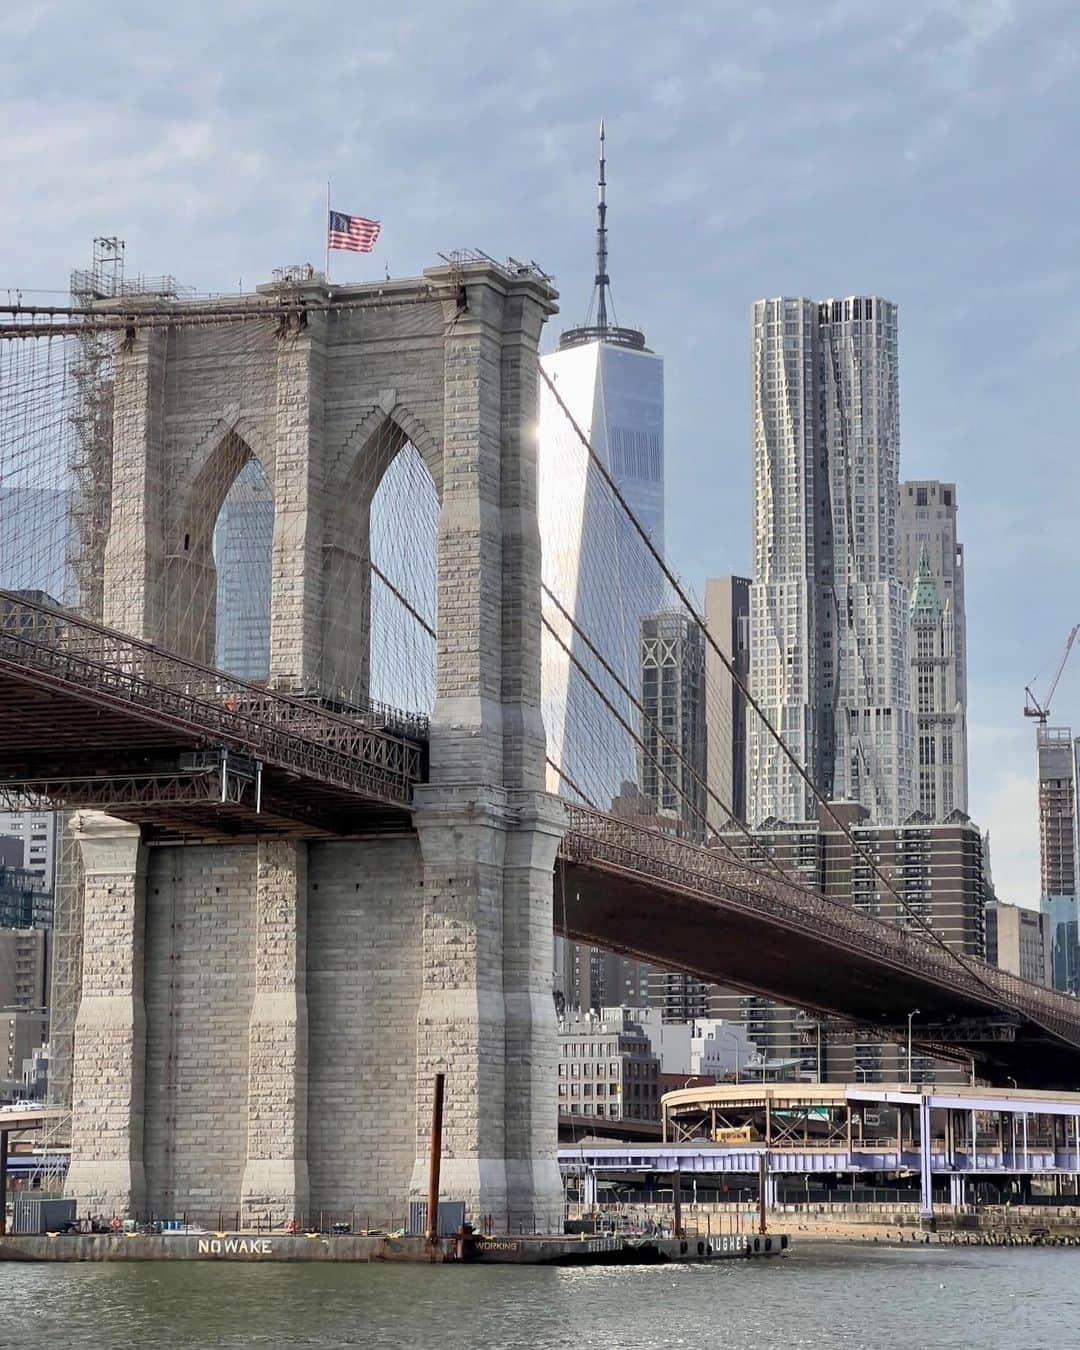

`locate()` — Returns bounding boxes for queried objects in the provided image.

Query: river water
[2,1245,1074,1349]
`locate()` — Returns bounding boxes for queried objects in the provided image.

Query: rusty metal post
[672,1168,683,1238]
[426,1072,445,1243]
[758,1150,768,1235]
[0,1128,8,1237]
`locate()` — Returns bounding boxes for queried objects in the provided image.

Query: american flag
[328,209,381,254]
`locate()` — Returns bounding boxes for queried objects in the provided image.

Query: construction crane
[1024,625,1080,724]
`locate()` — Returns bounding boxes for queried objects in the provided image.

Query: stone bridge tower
[64,259,568,1232]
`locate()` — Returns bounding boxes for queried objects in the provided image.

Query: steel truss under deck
[0,589,426,835]
[560,806,1080,1073]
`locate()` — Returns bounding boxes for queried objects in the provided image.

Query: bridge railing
[562,806,1080,1046]
[0,589,426,805]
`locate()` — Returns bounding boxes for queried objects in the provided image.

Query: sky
[3,0,1078,904]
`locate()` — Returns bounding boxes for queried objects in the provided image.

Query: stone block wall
[67,263,567,1232]
[307,838,423,1227]
[143,846,256,1224]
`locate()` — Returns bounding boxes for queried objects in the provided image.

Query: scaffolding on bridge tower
[0,242,448,1130]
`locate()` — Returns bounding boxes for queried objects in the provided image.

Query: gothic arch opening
[369,442,437,715]
[212,456,274,680]
[323,414,438,717]
[162,428,273,669]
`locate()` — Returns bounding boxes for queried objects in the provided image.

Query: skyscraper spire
[559,122,647,352]
[595,120,609,331]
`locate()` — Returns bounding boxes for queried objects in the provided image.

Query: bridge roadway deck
[559,807,1080,1088]
[0,590,424,837]
[4,590,1080,1085]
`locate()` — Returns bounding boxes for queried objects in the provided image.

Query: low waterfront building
[562,1080,1080,1216]
[689,1019,758,1080]
[558,1007,662,1123]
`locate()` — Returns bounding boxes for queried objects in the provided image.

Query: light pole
[907,1009,920,1086]
[901,1009,918,1090]
[719,1031,742,1084]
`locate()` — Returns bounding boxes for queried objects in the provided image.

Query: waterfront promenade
[561,1082,1080,1219]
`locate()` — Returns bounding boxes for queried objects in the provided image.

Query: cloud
[2,0,1079,902]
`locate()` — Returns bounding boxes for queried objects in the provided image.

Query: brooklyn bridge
[0,254,1076,1233]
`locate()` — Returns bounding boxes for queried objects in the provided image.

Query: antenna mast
[595,120,609,331]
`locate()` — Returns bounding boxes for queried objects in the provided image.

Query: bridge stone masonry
[58,258,569,1232]
[5,252,1080,1238]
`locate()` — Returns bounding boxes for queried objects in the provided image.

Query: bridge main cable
[539,363,1000,1002]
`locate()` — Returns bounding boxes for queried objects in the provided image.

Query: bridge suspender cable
[540,616,728,851]
[538,364,998,1000]
[541,583,785,876]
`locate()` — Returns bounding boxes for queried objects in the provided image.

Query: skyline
[3,0,1078,904]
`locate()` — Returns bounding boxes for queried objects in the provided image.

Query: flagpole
[325,180,331,282]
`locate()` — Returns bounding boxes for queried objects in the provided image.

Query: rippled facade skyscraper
[747,296,914,827]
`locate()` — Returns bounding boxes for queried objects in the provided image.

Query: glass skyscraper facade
[539,323,664,809]
[1037,726,1080,993]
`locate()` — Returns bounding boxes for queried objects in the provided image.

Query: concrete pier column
[65,813,148,1221]
[918,1094,934,1219]
[241,840,310,1227]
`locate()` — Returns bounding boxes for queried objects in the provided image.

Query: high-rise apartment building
[638,610,711,1018]
[906,548,964,820]
[0,854,52,931]
[722,803,985,956]
[647,969,714,1024]
[748,297,914,827]
[0,809,57,890]
[985,899,1049,987]
[898,482,967,818]
[714,801,987,1083]
[557,944,649,1016]
[0,927,50,1009]
[704,576,751,829]
[1036,727,1080,993]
